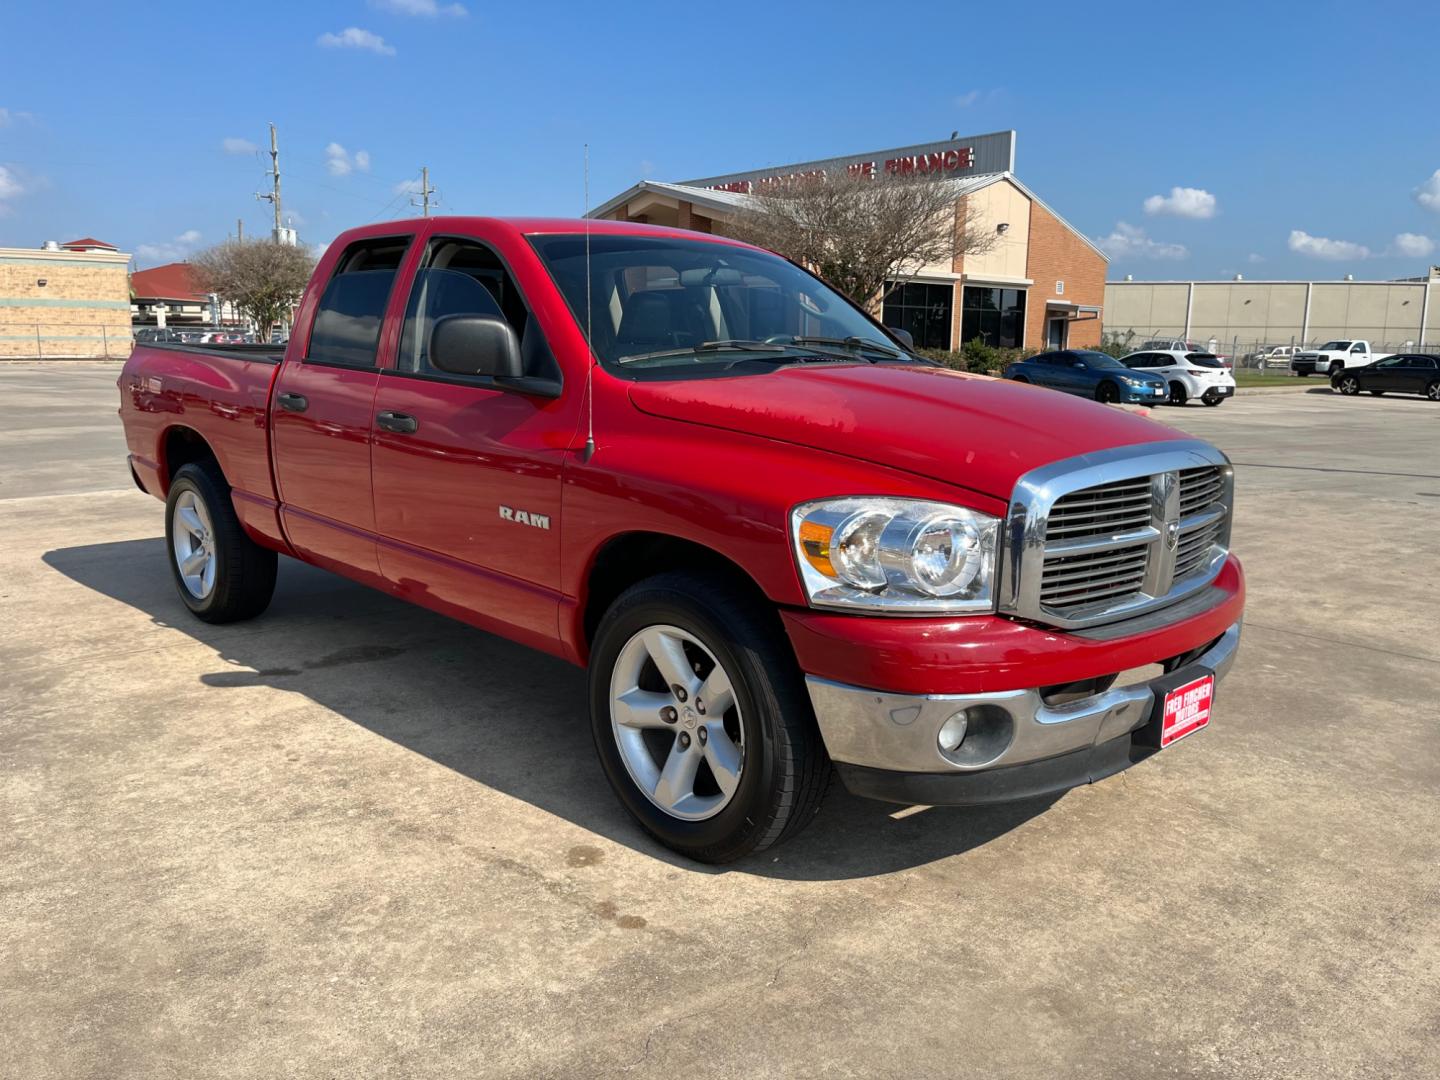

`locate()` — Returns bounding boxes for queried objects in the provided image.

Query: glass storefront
[961,286,1026,348]
[881,281,953,350]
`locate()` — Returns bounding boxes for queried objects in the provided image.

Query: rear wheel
[1168,380,1188,406]
[588,572,829,863]
[1336,375,1361,396]
[1096,381,1119,404]
[165,462,277,623]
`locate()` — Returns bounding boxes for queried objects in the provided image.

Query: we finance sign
[683,131,1017,194]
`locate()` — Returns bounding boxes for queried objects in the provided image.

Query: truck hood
[628,363,1186,500]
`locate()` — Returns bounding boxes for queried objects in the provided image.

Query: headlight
[791,497,999,613]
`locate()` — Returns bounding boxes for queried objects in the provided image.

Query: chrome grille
[1001,441,1234,630]
[1045,477,1153,538]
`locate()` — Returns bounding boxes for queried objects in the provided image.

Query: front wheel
[589,572,829,863]
[1427,380,1440,402]
[165,462,277,622]
[1328,363,1343,378]
[1336,375,1361,396]
[1095,381,1120,404]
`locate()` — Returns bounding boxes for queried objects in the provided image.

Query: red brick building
[591,133,1107,352]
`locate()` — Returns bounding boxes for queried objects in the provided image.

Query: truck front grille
[1001,443,1234,630]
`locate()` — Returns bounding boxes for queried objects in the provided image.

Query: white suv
[1120,349,1237,406]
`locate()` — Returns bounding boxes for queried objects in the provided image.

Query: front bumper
[1119,383,1169,403]
[806,620,1241,806]
[1291,359,1321,374]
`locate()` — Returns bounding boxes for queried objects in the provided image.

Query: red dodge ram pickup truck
[119,217,1244,862]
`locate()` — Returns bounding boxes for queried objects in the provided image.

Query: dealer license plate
[1159,674,1214,748]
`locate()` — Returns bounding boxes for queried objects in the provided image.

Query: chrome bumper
[805,621,1241,776]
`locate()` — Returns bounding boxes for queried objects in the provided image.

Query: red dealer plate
[1160,674,1214,748]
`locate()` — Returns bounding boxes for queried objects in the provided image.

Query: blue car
[1004,349,1170,404]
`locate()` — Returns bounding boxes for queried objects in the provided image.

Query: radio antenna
[583,143,596,461]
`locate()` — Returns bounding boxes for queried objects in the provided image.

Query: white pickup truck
[1290,340,1391,377]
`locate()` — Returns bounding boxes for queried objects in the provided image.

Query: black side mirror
[886,327,915,350]
[430,314,524,379]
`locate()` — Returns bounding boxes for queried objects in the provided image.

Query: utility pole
[236,218,244,243]
[410,166,436,217]
[254,122,282,238]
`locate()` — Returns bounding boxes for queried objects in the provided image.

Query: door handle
[277,391,309,413]
[376,410,419,434]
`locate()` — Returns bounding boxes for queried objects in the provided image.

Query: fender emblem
[499,505,551,530]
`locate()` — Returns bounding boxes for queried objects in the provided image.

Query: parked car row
[1004,349,1235,406]
[132,327,267,346]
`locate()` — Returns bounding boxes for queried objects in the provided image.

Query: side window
[397,237,557,380]
[307,237,411,368]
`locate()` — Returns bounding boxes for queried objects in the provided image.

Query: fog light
[938,711,970,752]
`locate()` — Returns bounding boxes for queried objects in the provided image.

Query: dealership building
[0,237,132,358]
[590,131,1108,352]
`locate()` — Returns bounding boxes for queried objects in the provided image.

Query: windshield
[1075,351,1126,369]
[1319,340,1352,351]
[528,233,909,374]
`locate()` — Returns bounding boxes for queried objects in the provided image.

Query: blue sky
[3,0,1438,280]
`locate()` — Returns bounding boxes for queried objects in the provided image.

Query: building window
[881,281,953,350]
[961,287,1026,348]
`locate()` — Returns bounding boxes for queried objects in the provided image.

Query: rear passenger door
[369,233,567,652]
[271,234,413,585]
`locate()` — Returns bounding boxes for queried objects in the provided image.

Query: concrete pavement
[2,362,1437,1078]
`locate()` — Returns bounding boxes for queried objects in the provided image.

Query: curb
[1234,383,1323,396]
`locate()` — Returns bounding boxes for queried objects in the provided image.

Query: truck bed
[137,342,286,364]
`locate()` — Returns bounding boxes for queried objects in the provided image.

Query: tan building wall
[0,248,132,358]
[1025,199,1107,349]
[1105,272,1440,351]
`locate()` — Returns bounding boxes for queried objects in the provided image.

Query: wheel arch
[574,531,781,665]
[159,425,223,494]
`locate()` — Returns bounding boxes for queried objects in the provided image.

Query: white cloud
[393,177,425,195]
[1288,229,1370,261]
[317,27,396,55]
[1246,253,1266,264]
[1095,221,1188,260]
[137,229,203,263]
[1143,186,1217,219]
[222,137,257,154]
[953,90,981,108]
[0,164,23,201]
[1393,232,1435,258]
[0,108,36,127]
[369,0,467,14]
[324,142,370,176]
[1415,169,1440,213]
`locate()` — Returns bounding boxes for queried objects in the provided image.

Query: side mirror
[887,327,914,350]
[430,314,524,379]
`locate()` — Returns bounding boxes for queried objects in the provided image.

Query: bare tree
[190,240,316,341]
[727,173,1000,309]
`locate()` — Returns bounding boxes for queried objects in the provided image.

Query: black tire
[1336,375,1361,396]
[588,572,829,863]
[1168,380,1188,406]
[1095,381,1119,404]
[1328,363,1342,378]
[1201,395,1224,407]
[1427,380,1440,402]
[164,462,277,623]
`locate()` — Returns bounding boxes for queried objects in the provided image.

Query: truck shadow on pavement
[43,538,1059,880]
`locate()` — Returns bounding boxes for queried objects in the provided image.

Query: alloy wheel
[171,489,217,599]
[608,624,745,821]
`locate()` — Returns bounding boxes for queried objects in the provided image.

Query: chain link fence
[0,321,134,360]
[1099,327,1440,368]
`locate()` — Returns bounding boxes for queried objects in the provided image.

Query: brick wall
[1024,200,1107,349]
[0,253,132,358]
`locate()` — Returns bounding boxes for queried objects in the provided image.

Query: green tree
[190,240,315,341]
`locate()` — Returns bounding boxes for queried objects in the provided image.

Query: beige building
[1104,267,1440,354]
[0,238,133,358]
